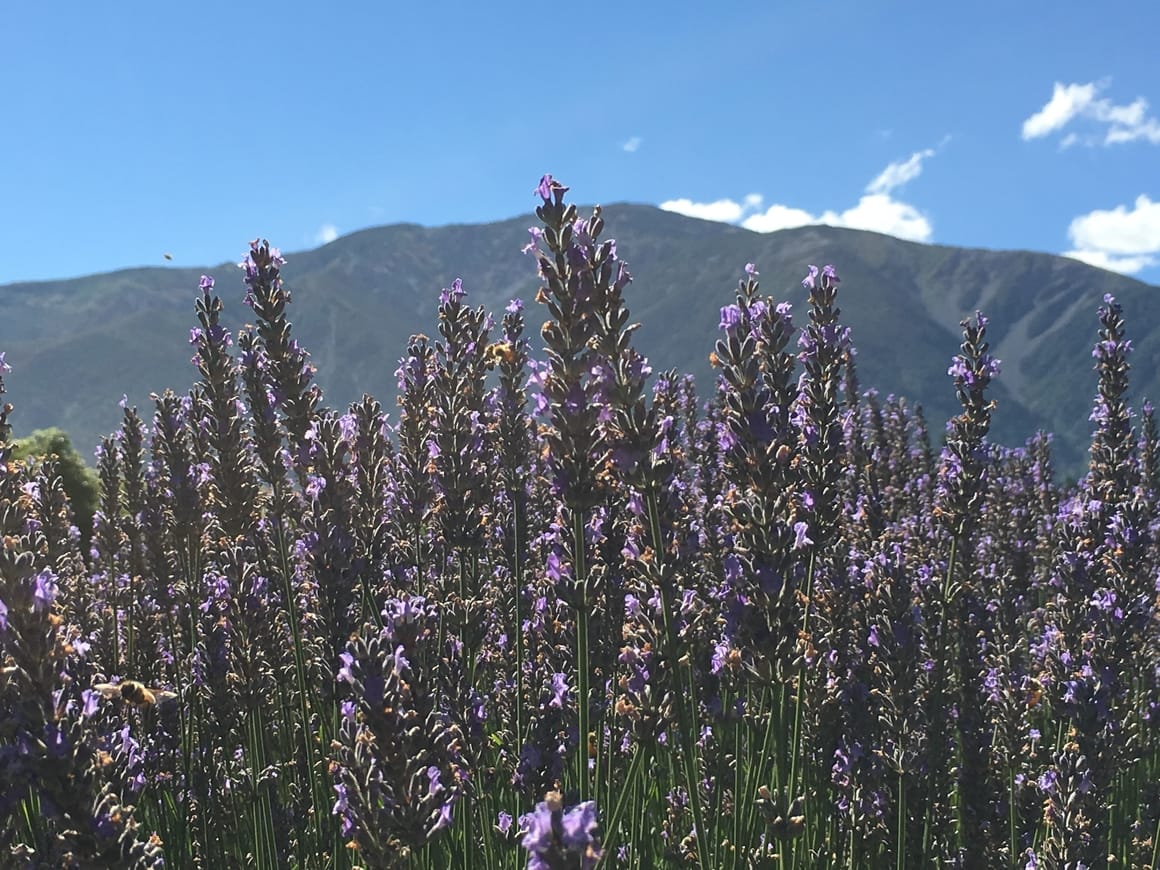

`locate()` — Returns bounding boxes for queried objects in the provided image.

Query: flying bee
[94,680,178,709]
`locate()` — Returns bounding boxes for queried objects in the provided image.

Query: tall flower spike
[1087,293,1133,506]
[795,263,850,548]
[528,176,605,512]
[936,311,999,538]
[240,239,321,462]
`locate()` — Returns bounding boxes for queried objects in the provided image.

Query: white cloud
[1022,82,1098,139]
[866,149,935,195]
[314,223,339,245]
[1062,249,1156,275]
[820,194,932,242]
[1063,194,1160,275]
[660,196,758,223]
[664,149,937,243]
[1022,81,1160,146]
[1105,116,1160,145]
[741,203,815,233]
[622,136,642,153]
[1069,195,1160,253]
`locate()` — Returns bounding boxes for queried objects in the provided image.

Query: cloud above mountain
[1064,194,1160,275]
[314,224,340,245]
[660,149,937,243]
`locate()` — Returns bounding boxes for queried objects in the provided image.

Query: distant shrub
[11,426,99,547]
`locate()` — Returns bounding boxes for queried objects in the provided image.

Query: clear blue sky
[2,1,1158,284]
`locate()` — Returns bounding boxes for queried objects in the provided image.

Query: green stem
[247,704,278,869]
[273,517,326,859]
[594,740,650,869]
[730,694,743,870]
[573,508,592,802]
[1150,797,1160,870]
[513,491,526,755]
[1008,767,1017,867]
[710,684,729,869]
[415,524,425,599]
[921,536,958,864]
[461,794,474,870]
[742,686,779,855]
[635,766,650,869]
[897,767,907,870]
[647,491,711,868]
[164,607,193,858]
[788,550,816,870]
[127,570,136,670]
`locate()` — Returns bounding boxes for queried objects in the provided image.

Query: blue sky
[2,1,1158,285]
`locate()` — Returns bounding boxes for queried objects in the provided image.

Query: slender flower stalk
[527,175,607,805]
[929,311,999,864]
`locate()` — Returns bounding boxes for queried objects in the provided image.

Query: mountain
[1,204,1157,474]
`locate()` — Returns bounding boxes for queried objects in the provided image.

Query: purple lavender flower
[792,521,813,551]
[32,568,58,612]
[549,672,570,709]
[719,304,743,332]
[521,802,555,855]
[536,174,567,201]
[497,810,514,836]
[522,226,543,255]
[520,794,602,869]
[559,800,599,851]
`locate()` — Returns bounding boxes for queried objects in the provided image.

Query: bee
[1024,677,1044,710]
[94,680,178,709]
[484,341,517,367]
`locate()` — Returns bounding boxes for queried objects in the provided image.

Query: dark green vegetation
[1,205,1154,471]
[10,427,99,547]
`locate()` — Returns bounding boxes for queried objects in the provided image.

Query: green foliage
[11,427,99,543]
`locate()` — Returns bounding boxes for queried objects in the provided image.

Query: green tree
[11,427,99,551]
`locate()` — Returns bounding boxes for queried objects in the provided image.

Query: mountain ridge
[2,203,1156,474]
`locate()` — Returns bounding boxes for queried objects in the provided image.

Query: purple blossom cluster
[1,181,1159,869]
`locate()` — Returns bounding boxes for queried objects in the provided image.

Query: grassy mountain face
[1,204,1155,474]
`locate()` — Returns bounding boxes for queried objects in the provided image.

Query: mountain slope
[1,204,1155,473]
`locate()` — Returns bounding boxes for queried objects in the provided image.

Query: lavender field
[1,176,1158,869]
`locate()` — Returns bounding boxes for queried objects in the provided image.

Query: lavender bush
[2,177,1159,869]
